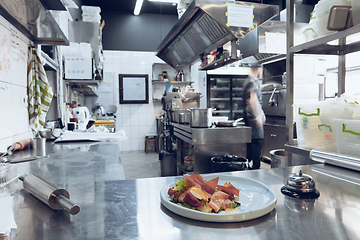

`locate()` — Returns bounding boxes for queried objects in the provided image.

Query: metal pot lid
[285,170,316,193]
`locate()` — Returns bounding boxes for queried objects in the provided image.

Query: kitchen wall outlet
[21,95,28,107]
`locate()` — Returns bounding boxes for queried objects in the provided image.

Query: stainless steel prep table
[171,122,251,174]
[5,141,360,239]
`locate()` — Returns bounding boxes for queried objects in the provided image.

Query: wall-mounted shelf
[41,50,59,71]
[199,56,241,71]
[64,79,99,86]
[289,24,360,55]
[152,80,193,84]
[64,79,99,96]
[70,86,98,96]
[71,85,98,97]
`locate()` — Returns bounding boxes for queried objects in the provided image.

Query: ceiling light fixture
[134,0,144,15]
[148,0,178,3]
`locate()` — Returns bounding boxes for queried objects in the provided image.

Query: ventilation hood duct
[156,0,278,70]
[238,4,314,65]
[0,0,69,45]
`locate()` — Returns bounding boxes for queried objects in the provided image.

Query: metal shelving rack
[286,0,360,145]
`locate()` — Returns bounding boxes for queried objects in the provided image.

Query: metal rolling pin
[310,149,360,172]
[19,174,80,215]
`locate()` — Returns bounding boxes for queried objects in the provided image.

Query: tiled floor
[120,151,161,179]
[120,150,271,180]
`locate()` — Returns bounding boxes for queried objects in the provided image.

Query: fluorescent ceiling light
[148,0,178,3]
[134,0,144,15]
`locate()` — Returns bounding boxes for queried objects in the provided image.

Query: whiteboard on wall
[0,16,31,151]
[119,74,149,104]
[0,21,28,85]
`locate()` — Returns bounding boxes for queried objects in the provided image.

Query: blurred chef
[242,63,265,170]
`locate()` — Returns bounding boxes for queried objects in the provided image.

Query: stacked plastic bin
[294,102,337,151]
[82,5,101,24]
[294,97,360,157]
[333,97,360,157]
[307,0,351,38]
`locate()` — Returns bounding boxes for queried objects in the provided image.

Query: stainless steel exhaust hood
[0,0,69,46]
[156,0,278,70]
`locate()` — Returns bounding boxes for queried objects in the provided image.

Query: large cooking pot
[189,108,212,128]
[179,112,190,124]
[171,109,190,123]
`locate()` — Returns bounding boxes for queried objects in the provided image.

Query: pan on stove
[215,118,243,127]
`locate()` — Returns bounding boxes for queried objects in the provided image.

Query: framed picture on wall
[119,74,149,104]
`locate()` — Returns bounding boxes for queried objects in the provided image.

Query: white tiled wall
[0,16,32,152]
[103,50,164,152]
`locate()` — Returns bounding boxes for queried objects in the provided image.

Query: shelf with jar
[151,63,192,101]
[199,40,240,71]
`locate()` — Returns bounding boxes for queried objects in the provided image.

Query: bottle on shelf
[163,71,168,81]
[64,103,71,130]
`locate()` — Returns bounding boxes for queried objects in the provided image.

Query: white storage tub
[334,119,360,157]
[294,101,345,151]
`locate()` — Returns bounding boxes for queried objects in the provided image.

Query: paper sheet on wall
[265,32,286,54]
[123,77,146,101]
[227,4,253,28]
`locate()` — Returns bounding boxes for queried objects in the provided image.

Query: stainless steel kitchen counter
[171,122,251,145]
[5,141,360,239]
[171,123,251,173]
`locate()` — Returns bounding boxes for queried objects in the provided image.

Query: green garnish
[232,201,241,208]
[174,179,185,191]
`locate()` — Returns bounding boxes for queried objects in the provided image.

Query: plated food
[160,174,277,222]
[167,174,240,214]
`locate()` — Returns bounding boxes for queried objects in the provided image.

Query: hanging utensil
[0,143,16,162]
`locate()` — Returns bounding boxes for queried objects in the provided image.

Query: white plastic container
[294,104,326,150]
[315,15,337,37]
[82,14,101,24]
[334,119,360,157]
[313,0,351,19]
[301,23,320,41]
[294,101,347,151]
[310,0,351,37]
[81,5,101,15]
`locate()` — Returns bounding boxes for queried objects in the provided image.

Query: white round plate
[160,175,277,222]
